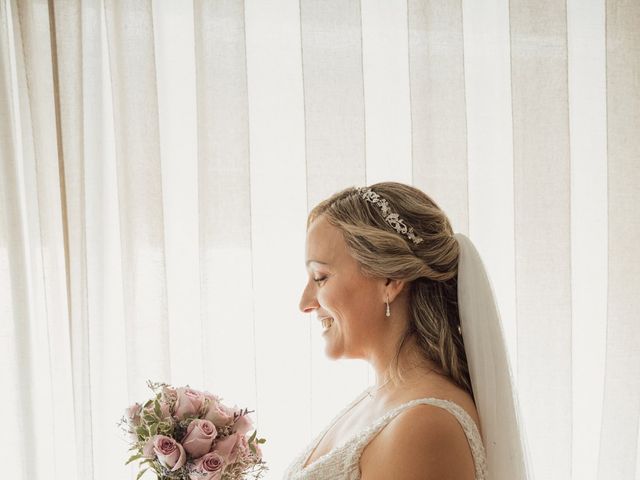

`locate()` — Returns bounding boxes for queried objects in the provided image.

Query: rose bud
[231,413,254,436]
[188,451,225,480]
[233,435,251,462]
[152,435,186,471]
[212,433,242,464]
[174,387,205,419]
[204,399,235,428]
[182,419,217,458]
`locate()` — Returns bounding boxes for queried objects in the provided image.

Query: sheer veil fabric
[454,233,534,480]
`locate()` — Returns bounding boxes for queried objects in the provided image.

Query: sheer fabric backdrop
[0,0,638,479]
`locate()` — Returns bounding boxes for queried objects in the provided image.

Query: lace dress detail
[283,390,488,480]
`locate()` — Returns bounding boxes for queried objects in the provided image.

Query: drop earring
[385,295,391,317]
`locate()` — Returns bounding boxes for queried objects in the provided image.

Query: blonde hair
[307,182,473,398]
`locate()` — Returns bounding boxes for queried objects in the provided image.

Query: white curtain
[0,1,638,479]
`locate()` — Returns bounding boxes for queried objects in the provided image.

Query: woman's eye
[313,276,327,284]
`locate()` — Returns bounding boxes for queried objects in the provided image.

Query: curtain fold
[599,2,640,478]
[7,1,79,478]
[299,0,370,438]
[566,1,608,479]
[50,1,96,477]
[509,1,573,478]
[1,1,638,479]
[193,0,254,403]
[408,0,469,232]
[0,2,34,478]
[103,0,170,399]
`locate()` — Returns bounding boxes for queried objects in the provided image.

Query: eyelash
[313,276,327,284]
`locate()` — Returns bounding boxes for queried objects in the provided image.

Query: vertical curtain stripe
[460,0,518,370]
[299,0,370,438]
[566,2,608,479]
[509,1,573,478]
[299,0,366,207]
[82,2,130,479]
[0,2,33,477]
[12,1,78,478]
[360,0,412,185]
[49,0,95,477]
[103,0,170,400]
[46,0,72,340]
[599,2,640,478]
[193,0,256,415]
[407,0,469,233]
[152,0,201,387]
[244,1,308,474]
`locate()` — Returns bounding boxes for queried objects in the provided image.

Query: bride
[283,182,531,480]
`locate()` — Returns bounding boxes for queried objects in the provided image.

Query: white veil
[454,233,534,480]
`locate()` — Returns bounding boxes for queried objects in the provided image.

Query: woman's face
[299,215,386,359]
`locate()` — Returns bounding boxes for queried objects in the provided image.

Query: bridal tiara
[354,186,424,245]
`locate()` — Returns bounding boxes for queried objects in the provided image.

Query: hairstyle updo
[307,181,473,399]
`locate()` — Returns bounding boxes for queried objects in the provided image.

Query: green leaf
[136,425,149,439]
[257,438,266,444]
[136,467,148,480]
[249,443,256,455]
[154,399,162,418]
[143,413,156,424]
[125,453,143,465]
[248,430,257,443]
[150,423,158,436]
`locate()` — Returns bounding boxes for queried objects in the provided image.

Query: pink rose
[175,387,205,419]
[204,399,236,428]
[147,435,186,471]
[231,413,254,436]
[188,451,225,480]
[142,436,156,459]
[159,401,171,419]
[212,433,243,464]
[182,419,217,458]
[203,392,222,404]
[234,435,251,462]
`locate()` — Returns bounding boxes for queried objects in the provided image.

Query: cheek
[316,283,345,313]
[319,282,370,319]
[315,286,334,308]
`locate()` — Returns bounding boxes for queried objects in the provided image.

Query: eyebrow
[305,259,329,267]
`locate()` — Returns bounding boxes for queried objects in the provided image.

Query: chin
[324,343,346,360]
[324,345,341,360]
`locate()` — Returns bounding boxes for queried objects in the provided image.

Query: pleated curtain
[0,1,638,479]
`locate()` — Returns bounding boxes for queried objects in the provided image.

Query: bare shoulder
[360,403,477,480]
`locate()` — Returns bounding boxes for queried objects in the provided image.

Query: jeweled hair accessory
[355,186,424,245]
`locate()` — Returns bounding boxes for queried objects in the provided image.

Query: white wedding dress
[283,388,488,480]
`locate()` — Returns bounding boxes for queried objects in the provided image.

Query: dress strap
[355,398,488,479]
[300,388,370,469]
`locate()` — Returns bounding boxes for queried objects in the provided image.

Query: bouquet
[119,381,268,480]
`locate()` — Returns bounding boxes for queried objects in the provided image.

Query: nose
[299,283,319,313]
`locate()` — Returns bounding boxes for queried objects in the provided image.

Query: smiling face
[299,214,388,359]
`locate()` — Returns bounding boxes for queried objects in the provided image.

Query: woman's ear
[384,278,407,303]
